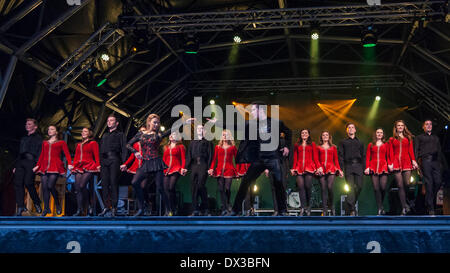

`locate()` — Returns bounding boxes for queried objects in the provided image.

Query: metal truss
[119,1,447,33]
[187,75,405,93]
[42,22,125,95]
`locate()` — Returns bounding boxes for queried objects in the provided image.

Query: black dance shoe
[221,210,228,216]
[298,208,305,216]
[16,207,27,216]
[34,203,42,214]
[189,210,200,216]
[56,204,62,215]
[73,209,82,216]
[111,208,117,217]
[226,210,238,216]
[306,207,311,216]
[87,207,94,216]
[271,211,279,216]
[133,209,143,217]
[41,209,51,216]
[98,208,110,217]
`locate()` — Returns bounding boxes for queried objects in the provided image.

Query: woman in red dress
[389,120,418,215]
[316,131,343,216]
[364,128,390,215]
[208,130,237,216]
[291,129,319,216]
[71,127,100,216]
[33,125,72,216]
[162,131,187,216]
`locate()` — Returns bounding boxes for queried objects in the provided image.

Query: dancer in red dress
[364,128,390,215]
[316,131,343,216]
[291,129,320,216]
[34,125,72,216]
[208,130,237,215]
[162,131,187,216]
[389,120,418,215]
[71,127,100,216]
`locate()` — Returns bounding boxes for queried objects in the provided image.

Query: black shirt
[414,132,441,159]
[100,129,128,162]
[338,136,365,169]
[186,138,214,168]
[18,131,42,162]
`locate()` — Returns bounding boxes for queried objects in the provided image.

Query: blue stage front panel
[0,216,449,253]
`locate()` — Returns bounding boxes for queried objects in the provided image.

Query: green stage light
[233,35,242,43]
[96,78,107,87]
[375,96,381,101]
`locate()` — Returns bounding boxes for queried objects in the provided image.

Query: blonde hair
[218,129,235,147]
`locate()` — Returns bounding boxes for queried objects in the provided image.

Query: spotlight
[96,78,107,87]
[253,184,258,193]
[179,111,184,117]
[375,96,381,101]
[233,35,242,44]
[344,184,350,192]
[210,99,215,105]
[131,46,137,52]
[232,101,237,106]
[101,53,110,62]
[184,33,199,54]
[160,126,165,132]
[311,29,319,40]
[410,176,415,183]
[445,125,448,130]
[362,25,377,48]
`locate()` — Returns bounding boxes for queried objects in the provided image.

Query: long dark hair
[46,125,62,141]
[297,128,312,145]
[372,128,386,145]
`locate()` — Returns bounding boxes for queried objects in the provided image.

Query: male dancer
[212,101,292,216]
[13,118,43,216]
[269,132,290,215]
[99,115,128,216]
[338,123,365,216]
[186,124,214,216]
[415,120,445,215]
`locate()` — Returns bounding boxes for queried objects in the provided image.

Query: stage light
[233,35,242,44]
[160,126,165,132]
[375,96,381,101]
[179,111,184,117]
[445,125,448,130]
[96,78,107,87]
[101,53,110,62]
[232,101,237,106]
[253,184,258,193]
[210,99,215,105]
[344,183,350,192]
[410,176,415,183]
[362,26,377,48]
[131,46,137,52]
[184,33,199,54]
[311,30,319,40]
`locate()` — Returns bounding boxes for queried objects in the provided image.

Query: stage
[1,216,449,253]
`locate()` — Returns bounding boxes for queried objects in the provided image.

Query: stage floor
[1,216,449,253]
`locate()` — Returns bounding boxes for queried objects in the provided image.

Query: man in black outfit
[186,124,214,216]
[415,120,445,215]
[99,115,128,216]
[338,123,365,216]
[13,118,43,216]
[214,101,292,216]
[269,132,290,215]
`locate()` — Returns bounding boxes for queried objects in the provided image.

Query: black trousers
[233,158,287,214]
[14,159,41,208]
[100,157,121,209]
[270,165,288,212]
[421,157,442,212]
[344,163,363,212]
[190,163,209,212]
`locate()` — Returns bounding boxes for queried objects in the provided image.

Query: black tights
[319,174,335,213]
[371,174,388,211]
[74,173,93,212]
[393,170,411,210]
[132,168,166,213]
[296,174,313,209]
[41,174,60,211]
[163,173,180,213]
[217,177,233,211]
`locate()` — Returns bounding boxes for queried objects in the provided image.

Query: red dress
[35,140,72,175]
[236,163,250,177]
[163,144,186,175]
[210,145,237,178]
[123,142,142,174]
[292,142,320,175]
[389,137,416,171]
[316,145,341,174]
[365,142,390,175]
[72,140,100,173]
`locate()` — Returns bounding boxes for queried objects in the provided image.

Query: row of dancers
[13,102,444,216]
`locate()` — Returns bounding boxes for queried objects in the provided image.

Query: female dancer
[389,120,418,215]
[208,130,238,216]
[162,131,187,216]
[33,125,72,216]
[365,128,390,215]
[126,114,192,216]
[316,131,343,216]
[71,127,100,216]
[291,129,320,216]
